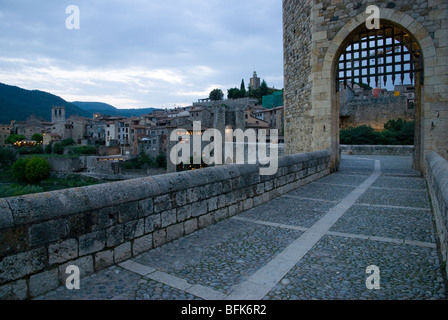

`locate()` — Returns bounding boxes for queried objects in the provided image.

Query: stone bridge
[1,0,448,301]
[0,151,447,300]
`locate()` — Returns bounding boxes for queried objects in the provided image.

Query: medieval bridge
[0,0,447,300]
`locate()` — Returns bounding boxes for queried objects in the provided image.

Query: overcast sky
[0,0,284,109]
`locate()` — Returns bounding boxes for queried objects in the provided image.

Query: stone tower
[283,0,448,172]
[51,106,66,124]
[250,71,261,90]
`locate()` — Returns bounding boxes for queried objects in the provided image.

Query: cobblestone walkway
[36,155,447,300]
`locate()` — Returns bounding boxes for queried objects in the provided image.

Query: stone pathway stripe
[354,203,431,211]
[225,161,382,300]
[118,259,226,300]
[281,194,339,203]
[231,217,436,249]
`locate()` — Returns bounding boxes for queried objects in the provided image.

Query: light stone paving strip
[231,217,437,249]
[354,203,431,211]
[119,259,226,300]
[224,161,382,300]
[281,194,339,204]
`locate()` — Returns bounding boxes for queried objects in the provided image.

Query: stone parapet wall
[0,150,331,299]
[340,145,414,156]
[426,152,448,277]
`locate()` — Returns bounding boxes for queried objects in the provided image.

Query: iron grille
[337,25,423,91]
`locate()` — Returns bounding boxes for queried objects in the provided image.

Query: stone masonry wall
[283,0,448,171]
[426,152,448,277]
[283,0,314,155]
[340,145,414,156]
[0,150,330,299]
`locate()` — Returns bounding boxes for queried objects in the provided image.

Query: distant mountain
[0,82,91,124]
[72,101,159,117]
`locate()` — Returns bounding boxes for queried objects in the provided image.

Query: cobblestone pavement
[36,155,447,300]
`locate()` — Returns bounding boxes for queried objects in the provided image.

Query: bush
[24,157,50,182]
[11,157,50,183]
[340,119,414,145]
[0,147,16,167]
[0,184,44,198]
[45,143,52,154]
[340,125,380,145]
[155,153,167,169]
[31,145,44,154]
[53,143,64,155]
[60,138,75,147]
[11,158,29,182]
[73,145,96,155]
[31,133,43,143]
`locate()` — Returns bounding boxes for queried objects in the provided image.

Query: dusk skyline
[0,0,284,109]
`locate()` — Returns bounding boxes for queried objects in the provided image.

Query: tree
[0,147,16,167]
[53,142,64,155]
[24,157,50,182]
[260,79,269,96]
[11,158,29,182]
[60,138,75,147]
[209,89,224,101]
[227,88,243,100]
[6,134,26,145]
[155,153,167,169]
[45,143,52,154]
[240,79,247,97]
[31,133,43,143]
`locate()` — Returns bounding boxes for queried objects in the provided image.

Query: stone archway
[315,9,438,173]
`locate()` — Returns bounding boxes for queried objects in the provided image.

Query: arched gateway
[283,1,448,173]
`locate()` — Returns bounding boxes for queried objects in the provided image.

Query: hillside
[0,82,90,124]
[72,101,158,117]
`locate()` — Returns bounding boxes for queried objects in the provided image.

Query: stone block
[0,247,47,285]
[48,238,79,265]
[116,201,139,223]
[243,198,254,211]
[68,211,98,237]
[94,250,114,271]
[97,207,117,229]
[144,214,161,234]
[176,204,192,222]
[106,225,124,247]
[29,268,59,298]
[186,188,200,203]
[198,213,213,229]
[154,194,173,213]
[161,209,177,228]
[175,190,187,207]
[114,242,132,263]
[184,218,198,235]
[29,219,68,247]
[0,279,27,300]
[0,225,28,258]
[132,234,153,256]
[138,198,154,217]
[0,200,14,230]
[213,208,229,223]
[166,223,184,242]
[124,219,145,240]
[190,200,208,218]
[153,229,166,248]
[79,230,105,256]
[208,196,218,212]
